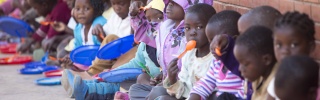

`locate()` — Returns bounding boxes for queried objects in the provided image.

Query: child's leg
[129,84,154,100]
[111,45,138,69]
[147,86,170,100]
[157,95,179,100]
[87,34,119,75]
[136,73,151,85]
[73,75,120,100]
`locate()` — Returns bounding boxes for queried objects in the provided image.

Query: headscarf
[171,0,213,11]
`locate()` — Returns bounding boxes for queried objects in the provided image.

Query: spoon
[215,47,222,56]
[178,40,196,59]
[40,21,54,26]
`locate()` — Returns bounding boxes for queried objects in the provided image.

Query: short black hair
[32,0,57,5]
[274,11,315,43]
[89,0,105,17]
[235,25,274,57]
[186,3,216,25]
[241,6,282,29]
[208,10,241,36]
[275,55,319,97]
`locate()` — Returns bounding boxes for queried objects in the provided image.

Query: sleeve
[162,53,190,99]
[46,5,71,39]
[190,61,218,100]
[32,3,71,41]
[219,34,242,79]
[130,11,147,32]
[114,43,146,70]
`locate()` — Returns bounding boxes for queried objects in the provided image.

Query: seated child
[234,26,277,100]
[266,11,317,100]
[86,0,134,75]
[148,4,216,100]
[59,0,106,95]
[72,0,106,47]
[189,10,246,100]
[18,0,71,54]
[274,55,318,100]
[237,6,282,34]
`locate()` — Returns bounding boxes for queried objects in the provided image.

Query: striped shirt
[190,60,246,100]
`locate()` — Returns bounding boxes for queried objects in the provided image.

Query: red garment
[32,0,71,41]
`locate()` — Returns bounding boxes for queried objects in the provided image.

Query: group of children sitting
[1,0,319,100]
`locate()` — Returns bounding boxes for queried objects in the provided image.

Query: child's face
[145,8,163,23]
[28,0,51,16]
[110,0,130,19]
[185,13,208,48]
[234,45,268,82]
[74,0,95,25]
[273,26,312,61]
[166,1,184,21]
[63,0,75,9]
[146,8,163,23]
[205,23,217,43]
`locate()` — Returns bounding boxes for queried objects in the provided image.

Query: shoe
[61,69,75,98]
[74,75,88,100]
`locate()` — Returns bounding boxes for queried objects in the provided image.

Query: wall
[213,0,320,62]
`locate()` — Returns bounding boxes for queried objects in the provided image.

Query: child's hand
[129,1,144,16]
[150,73,163,86]
[61,55,73,69]
[210,34,228,57]
[92,24,105,42]
[167,58,179,85]
[51,22,67,33]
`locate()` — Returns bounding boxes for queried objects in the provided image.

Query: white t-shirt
[102,12,131,38]
[68,17,77,30]
[80,26,94,45]
[267,78,280,100]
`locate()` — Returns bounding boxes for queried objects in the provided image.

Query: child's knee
[148,86,168,100]
[136,73,151,84]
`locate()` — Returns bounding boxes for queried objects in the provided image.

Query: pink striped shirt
[190,60,246,100]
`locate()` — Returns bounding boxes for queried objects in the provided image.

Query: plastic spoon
[40,21,54,26]
[178,40,196,59]
[215,47,222,56]
[99,33,105,39]
[7,53,19,62]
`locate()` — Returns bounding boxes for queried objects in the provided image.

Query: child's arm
[163,58,190,99]
[212,34,243,79]
[189,62,217,100]
[51,22,73,35]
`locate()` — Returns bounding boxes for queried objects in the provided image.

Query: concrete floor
[0,54,72,100]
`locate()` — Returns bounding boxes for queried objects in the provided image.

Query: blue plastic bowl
[20,66,59,74]
[35,77,61,86]
[97,35,134,60]
[0,17,33,37]
[70,45,100,66]
[98,68,142,83]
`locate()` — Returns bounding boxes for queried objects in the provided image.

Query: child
[86,0,134,75]
[59,0,106,96]
[72,0,106,47]
[18,0,71,53]
[234,26,277,100]
[274,55,318,100]
[237,6,282,34]
[189,10,246,100]
[266,11,316,100]
[148,3,216,100]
